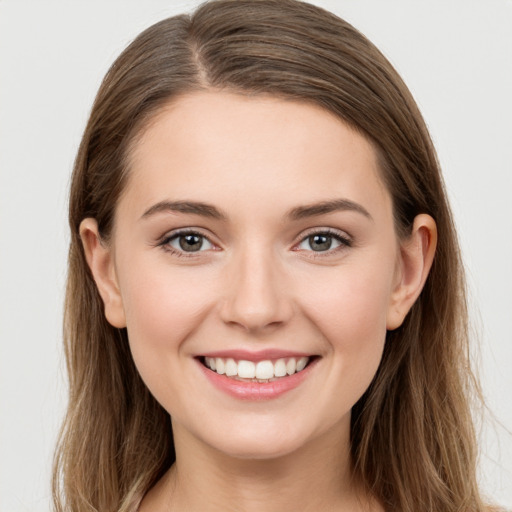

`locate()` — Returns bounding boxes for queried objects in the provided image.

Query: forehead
[121,91,391,223]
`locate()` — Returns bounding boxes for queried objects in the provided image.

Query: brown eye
[307,234,334,251]
[296,230,351,253]
[166,232,214,253]
[179,234,203,252]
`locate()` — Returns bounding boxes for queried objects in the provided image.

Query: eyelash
[157,228,352,259]
[295,228,352,258]
[158,229,214,258]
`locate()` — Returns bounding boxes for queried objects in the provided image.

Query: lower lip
[197,358,318,401]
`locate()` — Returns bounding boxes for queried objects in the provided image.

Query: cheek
[301,261,394,343]
[297,259,395,393]
[121,257,211,332]
[117,260,216,375]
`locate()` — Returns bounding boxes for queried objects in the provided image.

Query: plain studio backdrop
[0,1,511,510]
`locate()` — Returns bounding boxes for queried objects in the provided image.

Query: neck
[140,417,380,512]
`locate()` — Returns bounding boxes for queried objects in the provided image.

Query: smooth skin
[81,92,437,512]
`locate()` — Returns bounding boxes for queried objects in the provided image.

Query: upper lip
[198,349,315,362]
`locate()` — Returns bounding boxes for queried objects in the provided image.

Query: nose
[219,245,293,334]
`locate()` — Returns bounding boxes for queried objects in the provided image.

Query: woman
[53,1,496,510]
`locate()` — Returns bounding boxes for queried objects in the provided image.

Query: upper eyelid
[160,227,215,242]
[298,226,350,237]
[294,227,352,244]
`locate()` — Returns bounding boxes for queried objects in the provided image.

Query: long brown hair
[53,1,488,510]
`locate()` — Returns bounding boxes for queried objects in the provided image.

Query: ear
[386,214,437,330]
[79,218,127,328]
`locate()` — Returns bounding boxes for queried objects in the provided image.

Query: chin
[212,436,304,461]
[190,418,321,461]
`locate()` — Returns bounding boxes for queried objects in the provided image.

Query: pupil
[179,234,202,252]
[310,234,332,251]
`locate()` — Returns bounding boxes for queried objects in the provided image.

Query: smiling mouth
[200,356,315,383]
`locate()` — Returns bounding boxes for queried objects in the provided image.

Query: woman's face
[91,92,415,459]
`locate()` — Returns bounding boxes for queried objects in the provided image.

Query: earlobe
[386,214,437,330]
[79,218,127,328]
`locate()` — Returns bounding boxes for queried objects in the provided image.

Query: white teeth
[215,358,225,375]
[274,358,287,377]
[238,360,256,379]
[286,358,296,375]
[225,358,237,376]
[296,357,308,372]
[255,360,274,379]
[204,356,311,380]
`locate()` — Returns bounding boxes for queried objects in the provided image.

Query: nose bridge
[220,238,292,332]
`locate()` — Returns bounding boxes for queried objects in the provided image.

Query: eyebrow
[140,198,372,222]
[141,200,228,221]
[286,199,372,221]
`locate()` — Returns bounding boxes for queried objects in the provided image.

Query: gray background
[1,1,511,510]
